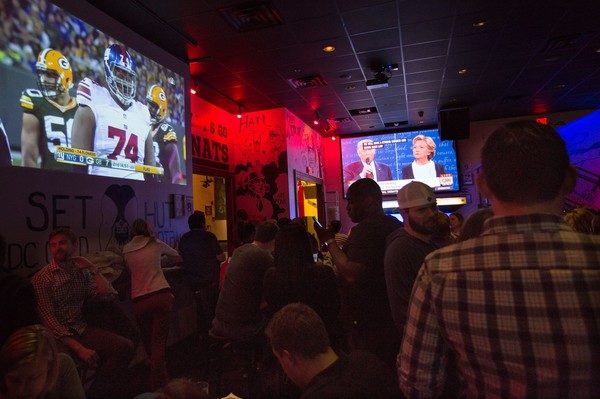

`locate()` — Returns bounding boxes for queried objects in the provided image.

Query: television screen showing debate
[340,128,460,197]
[0,0,187,185]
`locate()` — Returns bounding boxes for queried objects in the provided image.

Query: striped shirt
[398,214,600,398]
[31,260,97,338]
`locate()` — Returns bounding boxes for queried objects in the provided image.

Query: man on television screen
[20,48,78,170]
[343,139,393,188]
[71,43,154,180]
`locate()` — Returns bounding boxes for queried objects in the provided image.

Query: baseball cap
[397,181,436,209]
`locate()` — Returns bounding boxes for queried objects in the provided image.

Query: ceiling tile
[398,0,456,25]
[401,18,453,45]
[403,40,449,61]
[351,29,401,53]
[342,2,398,35]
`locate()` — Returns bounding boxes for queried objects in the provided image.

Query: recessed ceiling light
[596,48,600,54]
[345,84,356,91]
[458,68,468,75]
[292,68,302,73]
[369,125,375,129]
[322,45,336,53]
[419,120,424,124]
[450,98,457,103]
[472,19,486,27]
[554,84,567,89]
[339,73,352,80]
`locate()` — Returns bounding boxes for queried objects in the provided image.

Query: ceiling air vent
[219,1,283,32]
[287,75,328,89]
[349,106,378,116]
[384,121,408,128]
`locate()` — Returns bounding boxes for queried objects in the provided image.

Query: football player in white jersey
[146,84,183,184]
[71,44,154,180]
[20,48,78,170]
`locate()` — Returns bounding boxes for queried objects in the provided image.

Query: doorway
[294,170,325,236]
[192,170,234,255]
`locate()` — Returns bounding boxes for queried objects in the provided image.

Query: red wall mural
[285,110,323,178]
[233,109,289,222]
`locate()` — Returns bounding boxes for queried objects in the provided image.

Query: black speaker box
[439,107,470,140]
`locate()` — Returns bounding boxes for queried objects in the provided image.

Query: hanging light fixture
[189,81,198,95]
[313,110,322,125]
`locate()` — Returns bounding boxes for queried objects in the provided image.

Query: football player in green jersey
[20,49,77,170]
[146,84,183,184]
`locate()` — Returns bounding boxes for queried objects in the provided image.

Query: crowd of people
[1,120,599,398]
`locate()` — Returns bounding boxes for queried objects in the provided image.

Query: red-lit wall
[232,108,289,221]
[189,97,237,172]
[285,110,324,219]
[321,136,351,231]
[190,97,328,223]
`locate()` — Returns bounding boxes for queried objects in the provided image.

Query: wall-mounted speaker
[439,107,470,140]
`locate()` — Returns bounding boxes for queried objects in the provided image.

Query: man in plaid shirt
[398,121,600,398]
[32,227,134,399]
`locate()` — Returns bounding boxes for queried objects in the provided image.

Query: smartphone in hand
[312,216,323,229]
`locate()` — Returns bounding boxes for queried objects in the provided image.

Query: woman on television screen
[402,134,446,179]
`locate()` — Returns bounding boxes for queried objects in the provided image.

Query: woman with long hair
[263,224,340,339]
[0,325,84,399]
[401,134,447,179]
[123,219,180,390]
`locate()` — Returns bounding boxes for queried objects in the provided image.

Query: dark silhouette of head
[273,225,315,300]
[238,221,256,244]
[460,208,494,241]
[346,178,383,223]
[481,121,572,205]
[188,211,206,229]
[254,221,279,244]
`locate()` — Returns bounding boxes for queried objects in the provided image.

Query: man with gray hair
[399,121,600,398]
[343,138,393,188]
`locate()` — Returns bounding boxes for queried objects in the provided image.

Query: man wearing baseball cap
[384,181,441,336]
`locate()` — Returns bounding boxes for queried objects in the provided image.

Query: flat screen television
[0,0,187,185]
[340,128,459,197]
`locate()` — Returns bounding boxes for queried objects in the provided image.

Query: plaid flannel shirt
[399,214,600,398]
[31,260,97,338]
